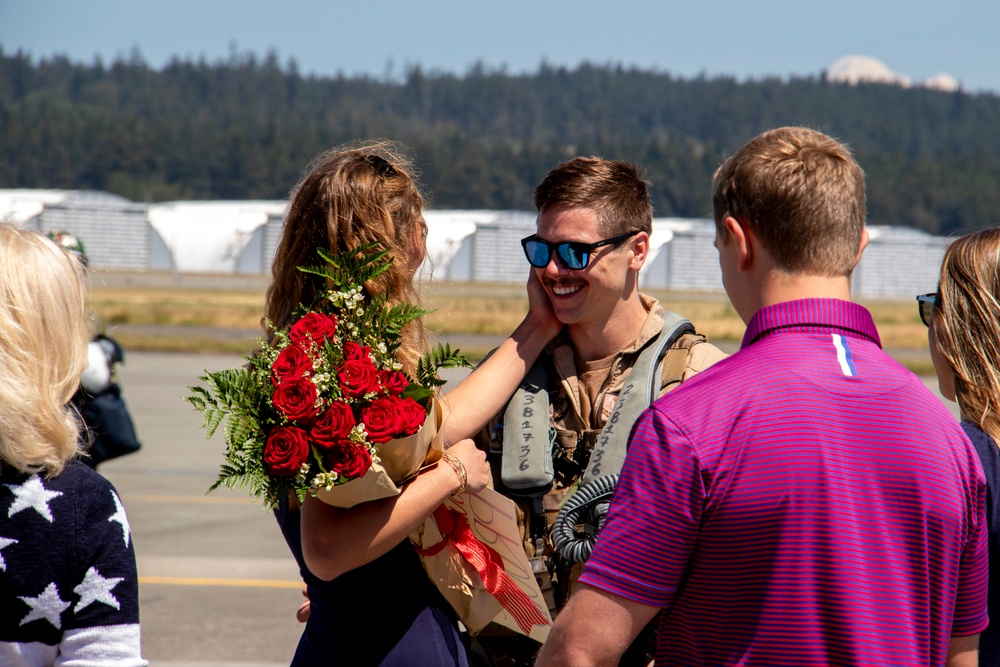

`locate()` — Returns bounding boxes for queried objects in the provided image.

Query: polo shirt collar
[741,298,882,350]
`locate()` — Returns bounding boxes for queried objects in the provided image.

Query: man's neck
[750,271,854,317]
[566,297,650,363]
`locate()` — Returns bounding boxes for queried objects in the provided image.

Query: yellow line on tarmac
[139,576,302,589]
[127,494,255,505]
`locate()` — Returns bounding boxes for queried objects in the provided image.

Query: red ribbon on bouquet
[414,504,551,634]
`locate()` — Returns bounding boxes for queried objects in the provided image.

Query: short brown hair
[712,127,866,276]
[533,157,652,236]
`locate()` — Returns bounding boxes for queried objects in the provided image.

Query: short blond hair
[0,224,89,475]
[713,127,866,276]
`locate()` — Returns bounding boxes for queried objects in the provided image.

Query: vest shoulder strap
[581,313,693,483]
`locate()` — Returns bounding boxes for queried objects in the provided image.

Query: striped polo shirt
[579,298,989,666]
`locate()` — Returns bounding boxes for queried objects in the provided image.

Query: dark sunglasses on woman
[916,292,939,327]
[521,231,638,270]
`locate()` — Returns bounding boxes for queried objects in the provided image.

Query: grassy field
[89,277,933,373]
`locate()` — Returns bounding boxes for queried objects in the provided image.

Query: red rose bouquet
[187,244,470,509]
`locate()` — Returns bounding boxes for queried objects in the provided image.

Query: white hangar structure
[0,189,948,298]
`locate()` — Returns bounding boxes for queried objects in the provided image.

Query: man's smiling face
[533,205,638,332]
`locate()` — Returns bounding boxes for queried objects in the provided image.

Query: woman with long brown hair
[924,226,1000,663]
[268,140,559,666]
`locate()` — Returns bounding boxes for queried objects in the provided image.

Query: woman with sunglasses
[268,140,560,666]
[922,226,1000,662]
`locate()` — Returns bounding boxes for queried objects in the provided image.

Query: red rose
[342,341,372,362]
[396,397,428,437]
[378,369,410,396]
[272,377,320,422]
[289,312,338,347]
[263,425,310,476]
[310,401,356,449]
[338,359,380,399]
[360,396,406,443]
[324,440,372,479]
[271,344,313,386]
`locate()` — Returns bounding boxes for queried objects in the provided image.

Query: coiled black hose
[551,473,619,563]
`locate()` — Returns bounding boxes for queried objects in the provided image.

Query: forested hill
[2,49,999,235]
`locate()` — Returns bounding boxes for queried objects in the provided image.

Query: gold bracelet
[440,453,467,497]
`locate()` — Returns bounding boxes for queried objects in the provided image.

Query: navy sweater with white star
[0,459,146,666]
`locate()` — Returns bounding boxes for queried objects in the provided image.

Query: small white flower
[310,472,340,491]
[295,463,311,484]
[349,424,368,444]
[311,373,331,394]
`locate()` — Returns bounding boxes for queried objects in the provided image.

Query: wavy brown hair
[264,140,428,374]
[933,227,1000,443]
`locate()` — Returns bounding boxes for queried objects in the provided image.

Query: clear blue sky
[1,0,998,94]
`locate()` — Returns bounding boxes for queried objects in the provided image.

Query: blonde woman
[0,224,145,666]
[924,226,1000,663]
[269,141,559,666]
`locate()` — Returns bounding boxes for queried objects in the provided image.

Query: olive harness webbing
[500,312,694,491]
[501,312,694,563]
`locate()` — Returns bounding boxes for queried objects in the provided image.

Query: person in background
[47,230,142,469]
[536,127,988,667]
[923,226,1000,663]
[268,140,561,666]
[0,223,146,666]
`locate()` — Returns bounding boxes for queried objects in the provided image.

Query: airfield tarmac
[106,350,957,667]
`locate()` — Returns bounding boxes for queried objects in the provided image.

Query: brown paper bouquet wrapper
[410,505,504,635]
[315,399,444,509]
[410,490,553,641]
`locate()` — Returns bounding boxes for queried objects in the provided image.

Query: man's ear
[853,228,869,268]
[725,216,753,271]
[628,231,650,271]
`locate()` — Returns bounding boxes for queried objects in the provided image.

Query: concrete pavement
[106,352,303,667]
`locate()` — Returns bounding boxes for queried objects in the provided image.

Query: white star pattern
[5,474,63,522]
[74,566,123,612]
[19,582,70,629]
[108,490,131,547]
[0,535,17,570]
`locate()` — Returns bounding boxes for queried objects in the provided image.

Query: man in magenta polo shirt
[535,127,989,667]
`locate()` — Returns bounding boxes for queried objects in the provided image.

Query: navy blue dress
[962,421,1000,663]
[274,499,468,666]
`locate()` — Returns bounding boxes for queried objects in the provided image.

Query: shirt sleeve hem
[577,567,674,609]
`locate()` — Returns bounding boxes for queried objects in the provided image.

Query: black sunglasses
[520,231,639,270]
[916,292,938,327]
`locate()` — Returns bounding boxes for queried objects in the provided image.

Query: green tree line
[2,48,999,235]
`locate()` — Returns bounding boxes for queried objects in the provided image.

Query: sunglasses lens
[523,240,551,268]
[917,295,936,326]
[557,243,588,270]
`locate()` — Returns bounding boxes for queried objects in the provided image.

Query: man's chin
[552,306,582,327]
